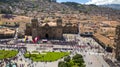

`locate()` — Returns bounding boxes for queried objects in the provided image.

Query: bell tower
[31,18,39,39]
[56,18,62,26]
[31,18,39,28]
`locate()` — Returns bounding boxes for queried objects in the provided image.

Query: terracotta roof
[0,28,15,34]
[94,33,113,47]
[102,21,119,27]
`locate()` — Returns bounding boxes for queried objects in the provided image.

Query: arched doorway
[45,33,49,39]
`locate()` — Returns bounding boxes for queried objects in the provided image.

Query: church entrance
[45,33,49,39]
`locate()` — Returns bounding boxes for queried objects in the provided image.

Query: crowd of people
[51,41,77,45]
[0,35,113,67]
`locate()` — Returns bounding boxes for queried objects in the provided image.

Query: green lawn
[24,52,70,62]
[0,50,18,60]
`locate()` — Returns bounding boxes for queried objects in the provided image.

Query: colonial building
[115,25,120,60]
[0,28,15,38]
[25,18,78,40]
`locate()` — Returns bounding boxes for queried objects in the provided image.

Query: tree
[58,61,68,67]
[65,62,72,67]
[64,56,71,62]
[73,58,84,63]
[68,60,74,67]
[72,54,85,67]
[72,54,83,60]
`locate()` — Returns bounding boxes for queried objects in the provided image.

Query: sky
[57,0,120,5]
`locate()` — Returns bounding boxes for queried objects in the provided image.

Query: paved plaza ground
[0,34,112,67]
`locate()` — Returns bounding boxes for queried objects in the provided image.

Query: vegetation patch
[0,50,18,60]
[58,54,86,67]
[24,52,70,62]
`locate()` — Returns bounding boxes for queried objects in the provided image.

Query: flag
[32,39,35,43]
[32,36,40,43]
[24,36,28,42]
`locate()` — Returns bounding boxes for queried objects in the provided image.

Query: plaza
[0,34,113,67]
[0,0,120,67]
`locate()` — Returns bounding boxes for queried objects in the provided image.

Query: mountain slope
[100,4,120,10]
[0,0,74,15]
[61,2,120,21]
[0,1,120,21]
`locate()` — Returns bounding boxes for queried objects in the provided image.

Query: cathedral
[25,18,78,40]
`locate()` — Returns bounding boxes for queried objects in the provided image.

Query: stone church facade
[25,18,78,40]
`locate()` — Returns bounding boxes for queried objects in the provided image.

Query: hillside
[61,2,120,21]
[100,4,120,10]
[0,1,120,21]
[0,0,74,15]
